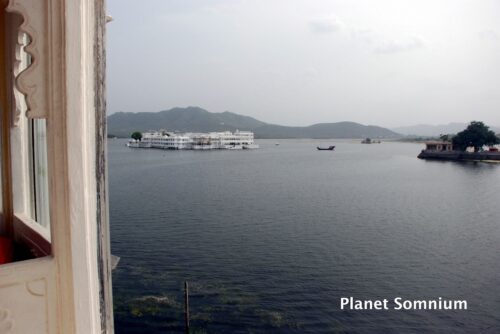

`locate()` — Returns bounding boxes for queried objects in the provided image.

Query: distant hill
[253,122,399,139]
[108,107,266,135]
[392,122,500,137]
[107,106,401,139]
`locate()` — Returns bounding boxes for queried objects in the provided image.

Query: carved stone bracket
[7,0,50,121]
[12,31,28,126]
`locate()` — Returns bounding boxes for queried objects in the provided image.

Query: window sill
[13,214,51,257]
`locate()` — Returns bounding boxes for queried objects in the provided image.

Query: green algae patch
[126,295,182,318]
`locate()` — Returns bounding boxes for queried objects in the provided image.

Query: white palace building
[128,130,259,150]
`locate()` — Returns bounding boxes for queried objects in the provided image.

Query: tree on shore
[131,131,142,141]
[452,121,499,152]
[439,134,452,142]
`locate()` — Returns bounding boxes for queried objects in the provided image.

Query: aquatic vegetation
[124,294,182,318]
[191,329,209,334]
[254,309,300,329]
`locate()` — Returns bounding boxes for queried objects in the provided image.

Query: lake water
[109,139,500,333]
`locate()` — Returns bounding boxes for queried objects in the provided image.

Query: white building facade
[130,130,259,150]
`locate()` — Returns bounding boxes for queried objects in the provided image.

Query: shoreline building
[128,130,259,150]
[418,141,500,161]
[422,141,454,152]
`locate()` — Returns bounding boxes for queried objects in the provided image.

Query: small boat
[275,143,280,146]
[361,138,381,144]
[317,146,335,151]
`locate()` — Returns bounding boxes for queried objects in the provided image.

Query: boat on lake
[361,138,381,144]
[317,145,335,151]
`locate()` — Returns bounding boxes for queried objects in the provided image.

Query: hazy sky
[107,0,500,128]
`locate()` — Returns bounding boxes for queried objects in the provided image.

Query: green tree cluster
[131,131,142,141]
[452,121,499,152]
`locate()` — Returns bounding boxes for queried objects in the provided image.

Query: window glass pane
[28,119,50,228]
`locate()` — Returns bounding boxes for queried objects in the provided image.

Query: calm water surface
[109,139,500,333]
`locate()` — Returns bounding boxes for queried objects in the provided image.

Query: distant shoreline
[109,136,410,141]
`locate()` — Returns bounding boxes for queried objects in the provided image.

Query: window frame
[1,13,52,258]
[1,1,115,332]
[5,30,52,257]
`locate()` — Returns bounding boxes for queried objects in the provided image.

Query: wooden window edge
[13,213,51,257]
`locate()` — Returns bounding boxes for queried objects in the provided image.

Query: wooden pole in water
[184,281,190,334]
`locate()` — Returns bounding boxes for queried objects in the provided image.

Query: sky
[106,0,500,128]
